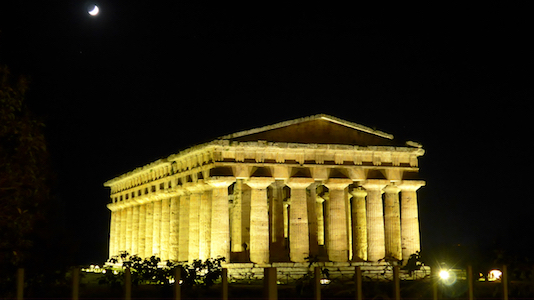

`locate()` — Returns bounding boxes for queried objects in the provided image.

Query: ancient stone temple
[104,114,425,270]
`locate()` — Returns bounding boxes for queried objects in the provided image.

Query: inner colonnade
[105,115,426,265]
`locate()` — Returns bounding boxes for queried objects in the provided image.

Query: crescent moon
[88,5,99,16]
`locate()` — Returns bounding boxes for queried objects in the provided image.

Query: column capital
[107,202,121,211]
[350,186,367,198]
[206,176,236,188]
[398,180,426,191]
[323,178,352,190]
[246,177,274,189]
[286,178,315,189]
[361,179,389,191]
[383,184,401,194]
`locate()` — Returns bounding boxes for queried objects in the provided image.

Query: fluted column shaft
[287,179,314,262]
[247,178,273,264]
[399,181,425,261]
[160,197,170,260]
[199,189,212,260]
[178,193,190,261]
[270,181,286,261]
[112,210,120,257]
[230,180,244,253]
[324,179,352,262]
[138,204,146,258]
[384,184,401,260]
[316,196,325,246]
[307,183,319,257]
[145,202,153,257]
[126,206,133,253]
[120,208,127,253]
[187,187,202,262]
[208,178,235,260]
[350,187,367,261]
[132,205,139,256]
[169,196,179,261]
[152,200,162,256]
[362,180,387,262]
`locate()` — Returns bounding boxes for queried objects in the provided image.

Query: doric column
[316,196,325,246]
[399,180,425,262]
[230,180,244,253]
[361,180,388,262]
[199,189,212,260]
[169,196,180,261]
[307,183,319,258]
[270,180,286,261]
[383,184,402,260]
[119,208,127,253]
[187,184,202,262]
[286,178,314,262]
[178,193,190,261]
[113,209,121,257]
[109,209,117,258]
[152,200,162,256]
[145,202,154,257]
[126,206,133,254]
[283,200,289,240]
[138,203,146,258]
[323,179,352,262]
[132,204,139,256]
[350,187,367,261]
[160,197,170,260]
[246,178,273,264]
[208,177,235,260]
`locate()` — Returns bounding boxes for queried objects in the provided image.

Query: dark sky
[1,3,532,265]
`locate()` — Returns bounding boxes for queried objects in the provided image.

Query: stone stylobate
[105,114,425,267]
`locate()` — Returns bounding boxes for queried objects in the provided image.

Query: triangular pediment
[219,114,399,146]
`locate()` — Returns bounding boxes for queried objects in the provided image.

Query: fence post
[314,266,321,300]
[72,267,80,300]
[174,266,181,300]
[467,265,474,300]
[393,265,400,300]
[502,265,508,300]
[124,267,131,300]
[264,267,277,300]
[222,268,228,300]
[354,266,362,300]
[17,268,24,300]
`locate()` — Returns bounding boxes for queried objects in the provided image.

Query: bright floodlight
[439,270,450,280]
[489,269,502,281]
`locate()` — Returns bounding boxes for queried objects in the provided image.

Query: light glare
[489,269,502,281]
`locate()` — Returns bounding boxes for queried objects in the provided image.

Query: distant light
[439,270,450,280]
[439,269,457,286]
[88,5,99,16]
[320,278,331,285]
[489,269,502,281]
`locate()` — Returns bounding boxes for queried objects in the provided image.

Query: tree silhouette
[0,65,54,276]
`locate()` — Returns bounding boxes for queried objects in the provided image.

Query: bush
[99,252,225,290]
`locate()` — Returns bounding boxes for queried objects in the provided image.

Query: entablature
[105,140,424,198]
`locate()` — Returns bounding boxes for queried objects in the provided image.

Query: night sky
[1,3,532,266]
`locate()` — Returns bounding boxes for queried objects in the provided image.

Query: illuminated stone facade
[105,115,425,266]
